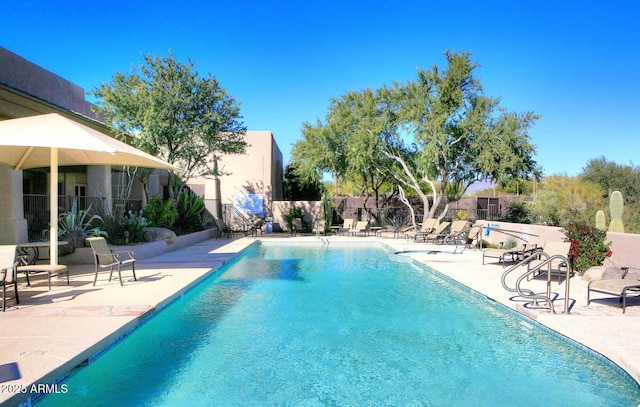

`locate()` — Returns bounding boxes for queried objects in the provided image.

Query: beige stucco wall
[475,220,640,270]
[190,131,284,217]
[0,46,98,119]
[272,201,323,231]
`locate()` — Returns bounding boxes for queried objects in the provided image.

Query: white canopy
[0,113,177,265]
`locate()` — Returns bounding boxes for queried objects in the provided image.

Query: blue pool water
[38,243,639,406]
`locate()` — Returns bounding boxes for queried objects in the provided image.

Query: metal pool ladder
[501,251,573,314]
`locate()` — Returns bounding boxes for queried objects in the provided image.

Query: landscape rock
[145,227,177,244]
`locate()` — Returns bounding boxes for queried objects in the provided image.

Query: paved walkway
[1,235,639,406]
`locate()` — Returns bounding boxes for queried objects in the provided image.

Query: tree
[380,51,540,221]
[529,175,604,227]
[291,88,396,223]
[91,52,247,199]
[283,164,324,201]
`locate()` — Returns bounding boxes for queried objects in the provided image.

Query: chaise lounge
[588,267,640,313]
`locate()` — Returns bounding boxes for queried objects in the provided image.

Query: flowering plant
[562,222,612,275]
[122,210,148,243]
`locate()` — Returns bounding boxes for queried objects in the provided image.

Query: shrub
[143,196,178,229]
[284,207,304,232]
[562,222,612,274]
[122,210,149,243]
[454,210,469,221]
[504,201,532,224]
[103,211,149,245]
[174,190,206,235]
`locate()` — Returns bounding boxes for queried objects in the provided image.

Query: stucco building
[0,46,283,243]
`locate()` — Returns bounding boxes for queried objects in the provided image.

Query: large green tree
[91,52,247,199]
[380,51,540,221]
[291,88,395,223]
[293,51,540,226]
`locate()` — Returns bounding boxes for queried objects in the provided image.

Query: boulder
[582,266,606,282]
[145,227,177,244]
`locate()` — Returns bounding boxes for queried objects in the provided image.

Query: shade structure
[0,113,178,266]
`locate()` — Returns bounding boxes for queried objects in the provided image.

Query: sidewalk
[1,235,639,406]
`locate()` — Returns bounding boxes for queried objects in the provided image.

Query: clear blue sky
[2,1,639,176]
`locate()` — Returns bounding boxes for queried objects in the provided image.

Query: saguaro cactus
[608,190,625,233]
[595,210,606,231]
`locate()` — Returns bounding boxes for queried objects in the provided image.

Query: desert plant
[595,210,606,231]
[143,196,178,229]
[562,222,612,274]
[385,212,407,233]
[122,210,149,243]
[174,190,206,235]
[57,200,107,252]
[608,190,625,232]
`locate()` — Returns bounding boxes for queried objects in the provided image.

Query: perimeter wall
[475,220,640,269]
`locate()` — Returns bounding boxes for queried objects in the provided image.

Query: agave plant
[58,199,107,251]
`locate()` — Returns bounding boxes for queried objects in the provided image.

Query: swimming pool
[37,242,640,406]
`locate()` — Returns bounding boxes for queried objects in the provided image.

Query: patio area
[1,235,640,406]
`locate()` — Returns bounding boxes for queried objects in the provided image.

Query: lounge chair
[422,222,452,244]
[336,218,355,235]
[0,245,19,311]
[17,261,69,290]
[407,218,438,242]
[528,241,570,279]
[442,220,470,244]
[588,267,640,313]
[482,242,539,265]
[87,237,137,286]
[464,225,483,248]
[351,221,369,236]
[313,219,327,235]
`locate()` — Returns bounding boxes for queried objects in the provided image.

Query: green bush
[143,196,178,229]
[284,207,304,232]
[103,211,149,245]
[504,201,532,224]
[103,216,125,245]
[562,222,612,274]
[122,210,149,243]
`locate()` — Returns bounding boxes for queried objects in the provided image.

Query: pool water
[38,243,640,406]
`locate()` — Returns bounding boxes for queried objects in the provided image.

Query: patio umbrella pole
[50,147,58,266]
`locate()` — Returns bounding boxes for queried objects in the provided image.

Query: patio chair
[87,237,137,286]
[464,225,483,248]
[336,218,355,235]
[249,219,264,237]
[482,242,539,266]
[292,218,304,236]
[214,218,232,238]
[588,267,640,313]
[422,222,452,244]
[312,219,327,235]
[407,218,439,242]
[528,240,571,280]
[350,220,370,236]
[0,245,19,311]
[442,220,470,244]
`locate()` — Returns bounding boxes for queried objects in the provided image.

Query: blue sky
[2,1,639,176]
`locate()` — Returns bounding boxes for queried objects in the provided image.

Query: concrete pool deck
[1,235,640,406]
